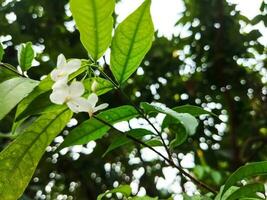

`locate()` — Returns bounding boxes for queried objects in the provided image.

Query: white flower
[78,93,109,117]
[50,54,81,82]
[50,81,87,113]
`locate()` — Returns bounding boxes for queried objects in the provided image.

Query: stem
[95,66,173,160]
[93,116,217,194]
[0,133,17,139]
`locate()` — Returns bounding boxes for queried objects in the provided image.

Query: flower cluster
[49,54,108,116]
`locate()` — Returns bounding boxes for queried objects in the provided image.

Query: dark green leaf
[18,42,35,71]
[59,105,139,149]
[15,92,62,121]
[222,161,267,195]
[169,124,188,148]
[70,0,115,60]
[0,108,72,200]
[103,128,153,157]
[0,43,4,62]
[110,0,154,84]
[0,77,39,120]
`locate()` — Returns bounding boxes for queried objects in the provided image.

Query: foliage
[0,0,266,199]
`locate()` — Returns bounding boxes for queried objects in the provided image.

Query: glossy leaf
[70,0,115,60]
[222,161,267,195]
[141,102,198,136]
[110,0,154,84]
[59,105,139,149]
[97,185,131,200]
[0,108,72,200]
[224,183,265,200]
[0,77,38,120]
[0,43,4,61]
[18,42,34,71]
[103,128,153,156]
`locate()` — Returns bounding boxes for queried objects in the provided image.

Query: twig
[93,116,217,194]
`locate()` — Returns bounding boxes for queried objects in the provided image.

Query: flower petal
[57,54,66,68]
[52,77,68,89]
[69,81,85,98]
[49,88,68,104]
[94,103,109,112]
[67,97,89,113]
[50,69,60,81]
[87,93,98,107]
[65,59,81,74]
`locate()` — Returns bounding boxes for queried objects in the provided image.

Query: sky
[116,0,266,44]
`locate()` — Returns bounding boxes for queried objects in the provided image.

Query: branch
[93,116,217,194]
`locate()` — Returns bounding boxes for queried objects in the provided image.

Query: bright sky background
[116,0,266,44]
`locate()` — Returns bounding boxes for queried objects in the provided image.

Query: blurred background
[0,0,266,199]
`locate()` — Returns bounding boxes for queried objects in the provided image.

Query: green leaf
[145,139,163,147]
[110,0,154,84]
[103,128,153,157]
[97,185,132,200]
[0,108,72,200]
[222,161,267,195]
[0,65,18,83]
[59,105,139,149]
[224,183,265,200]
[141,102,198,136]
[70,0,115,60]
[84,77,114,95]
[16,92,62,121]
[183,194,212,200]
[172,105,217,117]
[0,77,39,120]
[132,196,158,200]
[169,124,188,148]
[18,42,35,71]
[0,43,4,62]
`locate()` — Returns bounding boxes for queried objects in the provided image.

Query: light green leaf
[103,128,153,157]
[97,185,132,200]
[222,161,267,195]
[18,42,35,71]
[84,77,114,95]
[70,0,115,60]
[0,77,39,120]
[0,43,4,62]
[0,108,72,200]
[145,139,163,147]
[224,183,265,200]
[59,105,139,149]
[141,102,198,136]
[110,0,154,84]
